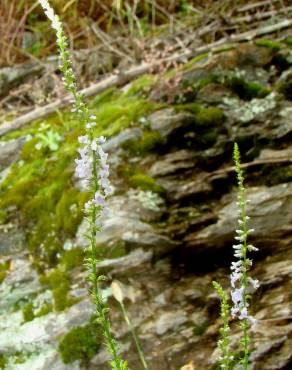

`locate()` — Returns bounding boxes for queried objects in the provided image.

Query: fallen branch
[0,64,151,136]
[207,157,292,180]
[237,0,280,13]
[169,18,292,64]
[1,18,291,137]
[230,6,292,25]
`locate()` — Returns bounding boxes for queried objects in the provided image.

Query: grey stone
[96,248,153,276]
[185,183,292,253]
[149,150,197,177]
[0,224,26,255]
[0,137,26,169]
[148,108,194,137]
[0,63,44,97]
[103,127,142,152]
[155,310,188,335]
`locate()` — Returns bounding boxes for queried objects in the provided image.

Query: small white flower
[249,278,260,290]
[91,139,98,151]
[98,136,106,144]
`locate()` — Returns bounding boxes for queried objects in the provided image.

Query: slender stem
[120,302,149,370]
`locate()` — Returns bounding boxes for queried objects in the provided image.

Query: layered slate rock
[185,183,292,254]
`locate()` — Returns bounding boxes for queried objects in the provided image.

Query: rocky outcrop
[0,41,291,369]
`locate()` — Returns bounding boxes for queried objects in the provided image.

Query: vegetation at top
[0,0,273,67]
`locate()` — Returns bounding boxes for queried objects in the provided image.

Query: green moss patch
[22,301,35,322]
[277,79,292,100]
[40,268,76,311]
[58,319,102,366]
[194,107,224,127]
[0,261,10,284]
[123,130,165,155]
[0,354,7,369]
[124,74,156,97]
[128,173,165,194]
[60,247,84,271]
[255,39,282,52]
[224,75,270,100]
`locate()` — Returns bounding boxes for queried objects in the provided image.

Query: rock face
[0,42,292,369]
[185,183,292,254]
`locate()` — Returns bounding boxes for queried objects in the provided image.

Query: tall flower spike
[231,143,259,370]
[38,2,128,369]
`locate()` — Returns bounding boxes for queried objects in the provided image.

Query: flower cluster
[230,144,259,326]
[75,129,113,228]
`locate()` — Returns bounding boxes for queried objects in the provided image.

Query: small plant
[212,282,233,370]
[213,143,259,370]
[35,130,62,151]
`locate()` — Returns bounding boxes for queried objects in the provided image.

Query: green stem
[120,302,149,370]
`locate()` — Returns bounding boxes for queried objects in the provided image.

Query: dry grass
[0,0,36,66]
[0,0,290,67]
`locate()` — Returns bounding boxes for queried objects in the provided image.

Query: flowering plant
[213,143,259,370]
[38,1,128,369]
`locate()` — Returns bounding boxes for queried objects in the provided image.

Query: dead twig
[237,0,280,13]
[207,158,292,181]
[90,23,133,62]
[230,6,292,25]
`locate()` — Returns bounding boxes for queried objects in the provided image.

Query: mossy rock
[277,71,292,100]
[22,301,35,322]
[128,173,165,194]
[35,302,53,317]
[0,354,7,369]
[0,261,10,284]
[58,319,102,366]
[224,75,270,100]
[40,268,75,311]
[55,190,89,236]
[0,86,159,267]
[174,103,201,114]
[123,130,165,155]
[194,107,224,127]
[60,247,84,271]
[124,74,156,97]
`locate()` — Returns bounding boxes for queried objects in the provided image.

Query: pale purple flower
[78,135,89,144]
[231,287,244,307]
[239,307,248,320]
[75,158,91,179]
[94,191,106,207]
[230,272,241,288]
